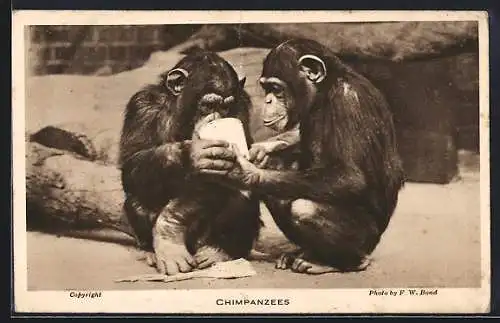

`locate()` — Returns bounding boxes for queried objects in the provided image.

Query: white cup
[198,117,251,198]
[198,117,250,158]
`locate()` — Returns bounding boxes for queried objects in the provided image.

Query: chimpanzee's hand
[196,144,262,189]
[248,144,270,168]
[233,145,263,187]
[189,114,237,174]
[189,138,236,174]
[194,246,231,269]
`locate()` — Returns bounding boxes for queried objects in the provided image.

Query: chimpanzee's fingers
[256,149,267,162]
[292,258,312,273]
[194,250,207,263]
[357,257,372,270]
[185,255,197,267]
[248,150,257,162]
[157,259,167,275]
[249,150,262,163]
[305,265,340,275]
[197,159,234,171]
[197,140,230,149]
[194,254,208,264]
[248,147,262,162]
[276,252,298,269]
[194,247,209,261]
[258,155,269,168]
[275,254,288,269]
[198,169,229,176]
[253,152,266,166]
[202,147,236,160]
[165,260,180,276]
[177,259,193,273]
[196,258,213,269]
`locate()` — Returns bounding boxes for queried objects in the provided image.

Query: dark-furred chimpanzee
[119,51,261,275]
[198,39,405,274]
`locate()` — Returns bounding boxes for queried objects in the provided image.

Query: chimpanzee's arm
[252,123,300,153]
[250,80,383,204]
[119,87,191,208]
[121,143,190,205]
[252,163,366,204]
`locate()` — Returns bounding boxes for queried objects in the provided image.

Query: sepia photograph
[12,10,490,314]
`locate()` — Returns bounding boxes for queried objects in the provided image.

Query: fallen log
[26,139,133,237]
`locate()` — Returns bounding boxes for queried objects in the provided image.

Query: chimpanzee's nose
[223,96,235,105]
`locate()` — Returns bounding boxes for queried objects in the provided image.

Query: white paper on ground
[114,258,257,283]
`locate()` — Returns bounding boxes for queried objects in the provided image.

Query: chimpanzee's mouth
[263,115,285,126]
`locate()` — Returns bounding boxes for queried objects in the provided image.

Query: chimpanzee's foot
[153,236,197,275]
[136,251,157,267]
[194,246,231,269]
[275,250,303,270]
[290,254,341,274]
[276,251,371,274]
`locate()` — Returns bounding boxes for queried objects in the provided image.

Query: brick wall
[27,25,200,75]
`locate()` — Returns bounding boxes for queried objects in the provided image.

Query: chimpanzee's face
[259,44,328,132]
[164,52,247,128]
[258,77,293,132]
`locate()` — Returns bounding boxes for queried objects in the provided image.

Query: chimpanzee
[199,39,405,274]
[119,51,262,275]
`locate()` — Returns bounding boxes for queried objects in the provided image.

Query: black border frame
[8,1,500,319]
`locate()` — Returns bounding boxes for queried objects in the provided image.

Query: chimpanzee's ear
[165,68,189,96]
[239,77,247,89]
[298,54,327,84]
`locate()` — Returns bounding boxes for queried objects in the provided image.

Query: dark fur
[256,39,405,270]
[119,51,261,259]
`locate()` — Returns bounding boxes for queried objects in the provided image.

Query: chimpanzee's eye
[261,84,271,93]
[271,84,284,95]
[260,81,284,96]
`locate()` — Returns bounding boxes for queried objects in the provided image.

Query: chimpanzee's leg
[124,196,196,273]
[193,191,262,269]
[263,197,379,274]
[149,197,203,275]
[123,196,158,252]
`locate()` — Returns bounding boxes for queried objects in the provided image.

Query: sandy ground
[26,165,482,290]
